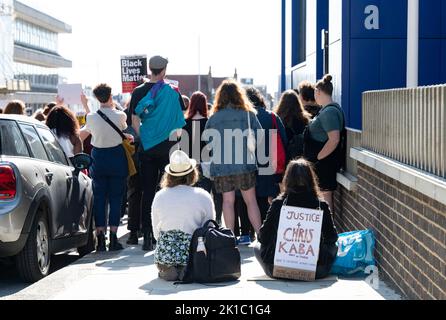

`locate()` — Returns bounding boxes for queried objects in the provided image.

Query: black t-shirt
[128,82,186,121]
[182,118,208,161]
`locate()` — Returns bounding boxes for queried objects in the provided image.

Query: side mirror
[72,153,92,174]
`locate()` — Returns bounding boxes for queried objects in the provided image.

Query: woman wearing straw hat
[151,150,216,281]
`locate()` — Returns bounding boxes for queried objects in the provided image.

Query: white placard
[273,204,324,281]
[57,83,83,105]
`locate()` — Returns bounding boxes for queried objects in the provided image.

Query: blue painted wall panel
[442,40,446,83]
[420,0,443,38]
[350,0,407,39]
[350,39,381,129]
[443,0,446,37]
[380,39,407,89]
[419,40,442,86]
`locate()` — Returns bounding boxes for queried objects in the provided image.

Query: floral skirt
[154,230,192,267]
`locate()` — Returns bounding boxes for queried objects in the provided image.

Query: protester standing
[130,56,186,251]
[152,150,215,281]
[183,91,212,192]
[254,159,338,280]
[298,81,321,119]
[46,106,83,160]
[275,90,311,162]
[205,80,263,236]
[124,99,143,245]
[80,84,131,252]
[246,87,288,222]
[304,75,346,213]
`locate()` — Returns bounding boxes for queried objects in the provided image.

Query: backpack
[179,220,241,284]
[271,114,287,174]
[286,127,305,162]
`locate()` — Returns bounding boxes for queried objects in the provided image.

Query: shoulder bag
[97,110,137,177]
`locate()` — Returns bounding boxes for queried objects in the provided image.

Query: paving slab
[1,226,403,301]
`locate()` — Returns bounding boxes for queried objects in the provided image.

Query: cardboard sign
[273,204,324,281]
[121,55,148,93]
[57,84,83,105]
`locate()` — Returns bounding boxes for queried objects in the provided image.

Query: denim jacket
[205,106,263,178]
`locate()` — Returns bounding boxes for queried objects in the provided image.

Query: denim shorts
[213,171,257,194]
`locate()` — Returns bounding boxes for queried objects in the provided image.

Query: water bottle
[196,237,207,256]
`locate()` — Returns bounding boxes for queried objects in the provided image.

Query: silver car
[0,115,95,282]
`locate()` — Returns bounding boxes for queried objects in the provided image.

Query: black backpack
[287,127,305,161]
[179,220,241,284]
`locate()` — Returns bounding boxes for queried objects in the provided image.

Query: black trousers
[139,140,176,234]
[127,172,142,232]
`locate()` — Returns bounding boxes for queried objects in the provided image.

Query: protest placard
[57,83,83,105]
[121,55,147,93]
[273,204,324,281]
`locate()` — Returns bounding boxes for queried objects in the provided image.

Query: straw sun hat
[165,150,197,177]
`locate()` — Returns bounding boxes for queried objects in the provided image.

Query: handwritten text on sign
[273,205,323,281]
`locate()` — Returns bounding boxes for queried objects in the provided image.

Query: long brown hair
[211,79,256,114]
[275,90,311,128]
[186,91,208,120]
[281,159,321,199]
[46,106,79,138]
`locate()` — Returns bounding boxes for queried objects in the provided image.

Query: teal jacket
[135,83,185,151]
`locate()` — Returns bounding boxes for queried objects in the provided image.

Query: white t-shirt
[151,185,216,240]
[83,107,127,148]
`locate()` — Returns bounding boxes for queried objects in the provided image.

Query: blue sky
[20,0,281,95]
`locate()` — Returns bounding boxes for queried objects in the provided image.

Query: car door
[36,127,90,237]
[18,123,70,239]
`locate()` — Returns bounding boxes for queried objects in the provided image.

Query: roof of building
[14,0,72,34]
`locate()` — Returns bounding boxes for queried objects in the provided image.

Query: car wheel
[16,208,51,283]
[77,216,96,257]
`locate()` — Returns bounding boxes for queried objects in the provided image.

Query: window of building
[13,19,58,53]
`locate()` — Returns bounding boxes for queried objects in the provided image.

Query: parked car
[0,114,95,283]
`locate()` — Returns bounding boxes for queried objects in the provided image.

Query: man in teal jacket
[130,56,186,251]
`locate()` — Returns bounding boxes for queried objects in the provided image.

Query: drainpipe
[407,0,419,88]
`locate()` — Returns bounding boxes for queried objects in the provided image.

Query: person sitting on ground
[4,100,26,115]
[46,106,83,161]
[151,150,216,282]
[298,81,321,119]
[254,159,339,280]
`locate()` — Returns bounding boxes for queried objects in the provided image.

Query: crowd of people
[1,55,346,282]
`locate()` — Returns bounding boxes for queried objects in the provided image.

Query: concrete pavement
[1,223,403,300]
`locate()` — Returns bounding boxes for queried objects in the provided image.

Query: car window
[19,124,49,161]
[36,127,69,166]
[0,120,30,157]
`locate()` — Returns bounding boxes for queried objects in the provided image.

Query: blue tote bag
[330,230,376,276]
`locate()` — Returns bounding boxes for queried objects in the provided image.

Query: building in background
[168,67,227,103]
[0,0,72,113]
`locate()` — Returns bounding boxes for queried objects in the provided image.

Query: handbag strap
[97,110,126,141]
[247,111,252,132]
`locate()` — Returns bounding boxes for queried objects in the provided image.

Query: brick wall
[334,163,446,300]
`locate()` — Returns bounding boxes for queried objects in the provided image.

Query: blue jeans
[91,145,128,228]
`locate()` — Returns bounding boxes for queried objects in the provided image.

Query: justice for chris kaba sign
[121,55,148,93]
[273,203,323,281]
